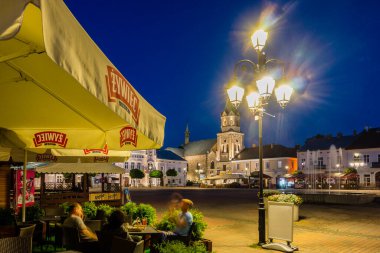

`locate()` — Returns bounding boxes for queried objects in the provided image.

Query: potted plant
[267,194,303,221]
[82,201,98,220]
[258,189,281,209]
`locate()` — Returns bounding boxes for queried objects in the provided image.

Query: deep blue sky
[65,0,380,148]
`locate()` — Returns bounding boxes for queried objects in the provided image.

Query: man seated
[171,198,193,237]
[63,202,98,242]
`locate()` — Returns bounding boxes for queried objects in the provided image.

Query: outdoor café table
[126,225,161,250]
[40,216,61,240]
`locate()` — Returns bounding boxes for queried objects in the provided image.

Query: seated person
[63,202,98,242]
[171,198,193,237]
[100,210,140,253]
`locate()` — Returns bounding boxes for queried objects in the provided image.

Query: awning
[204,174,246,180]
[0,0,166,151]
[250,171,272,178]
[36,163,125,174]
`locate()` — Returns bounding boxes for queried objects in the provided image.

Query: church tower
[184,123,190,145]
[216,100,244,163]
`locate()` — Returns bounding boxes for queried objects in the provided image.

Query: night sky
[65,0,380,149]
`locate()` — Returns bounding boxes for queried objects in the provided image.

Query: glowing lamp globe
[251,29,268,52]
[227,85,245,108]
[256,76,275,99]
[275,85,293,108]
[246,92,260,113]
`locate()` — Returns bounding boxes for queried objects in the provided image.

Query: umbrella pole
[22,149,27,223]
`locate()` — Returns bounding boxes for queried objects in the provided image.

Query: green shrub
[156,240,207,253]
[268,194,303,205]
[156,208,207,240]
[259,189,281,198]
[136,203,156,225]
[97,204,114,218]
[186,181,194,186]
[23,205,45,222]
[59,202,71,215]
[82,202,97,219]
[0,208,15,225]
[121,202,138,218]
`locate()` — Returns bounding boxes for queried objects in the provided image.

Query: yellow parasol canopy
[0,0,166,151]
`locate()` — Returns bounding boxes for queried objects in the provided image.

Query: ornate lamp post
[226,29,293,245]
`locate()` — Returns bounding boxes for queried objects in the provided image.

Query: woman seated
[100,209,140,253]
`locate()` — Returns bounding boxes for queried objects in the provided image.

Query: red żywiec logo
[33,131,68,147]
[83,144,109,155]
[36,154,57,162]
[120,126,137,147]
[106,66,140,125]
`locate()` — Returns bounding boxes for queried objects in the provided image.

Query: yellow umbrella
[0,0,165,221]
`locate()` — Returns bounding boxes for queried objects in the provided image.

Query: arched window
[211,161,215,169]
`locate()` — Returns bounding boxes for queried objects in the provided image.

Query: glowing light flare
[251,29,268,51]
[256,76,275,98]
[275,85,293,108]
[227,85,245,108]
[246,92,260,112]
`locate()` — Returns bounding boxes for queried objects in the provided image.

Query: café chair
[19,224,36,253]
[110,236,144,253]
[0,236,31,253]
[168,222,196,246]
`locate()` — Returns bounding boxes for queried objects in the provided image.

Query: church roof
[166,138,216,157]
[221,99,239,116]
[165,147,184,158]
[233,144,297,161]
[156,149,187,161]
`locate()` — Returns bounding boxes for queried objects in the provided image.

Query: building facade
[297,128,380,188]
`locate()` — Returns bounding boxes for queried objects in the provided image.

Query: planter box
[201,238,212,252]
[293,205,299,221]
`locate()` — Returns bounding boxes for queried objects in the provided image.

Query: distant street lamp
[226,29,293,245]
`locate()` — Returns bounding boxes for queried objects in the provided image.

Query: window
[256,163,258,169]
[309,158,313,166]
[237,164,240,170]
[363,155,369,163]
[378,154,380,163]
[277,161,282,169]
[266,162,270,169]
[291,161,294,169]
[177,168,181,173]
[246,163,249,170]
[223,165,226,171]
[211,161,215,169]
[318,157,323,166]
[131,162,135,170]
[125,162,128,169]
[137,163,141,169]
[56,175,63,183]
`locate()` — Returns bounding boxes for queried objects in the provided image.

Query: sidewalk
[203,203,380,253]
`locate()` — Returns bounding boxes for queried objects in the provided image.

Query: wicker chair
[110,236,144,253]
[0,237,31,253]
[19,224,36,253]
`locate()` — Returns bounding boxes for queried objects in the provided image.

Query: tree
[130,169,145,179]
[166,169,178,177]
[344,167,357,174]
[149,170,163,178]
[130,169,145,187]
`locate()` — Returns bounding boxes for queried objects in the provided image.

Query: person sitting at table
[63,202,98,242]
[100,209,140,253]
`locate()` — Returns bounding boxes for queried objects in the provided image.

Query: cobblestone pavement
[131,188,380,253]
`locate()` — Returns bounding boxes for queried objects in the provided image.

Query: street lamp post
[226,29,293,245]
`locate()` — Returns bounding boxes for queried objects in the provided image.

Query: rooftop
[233,144,297,160]
[299,135,357,152]
[346,128,380,150]
[156,149,186,161]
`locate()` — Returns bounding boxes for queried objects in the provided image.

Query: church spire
[185,123,190,145]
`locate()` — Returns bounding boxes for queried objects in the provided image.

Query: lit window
[277,161,282,169]
[363,155,369,163]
